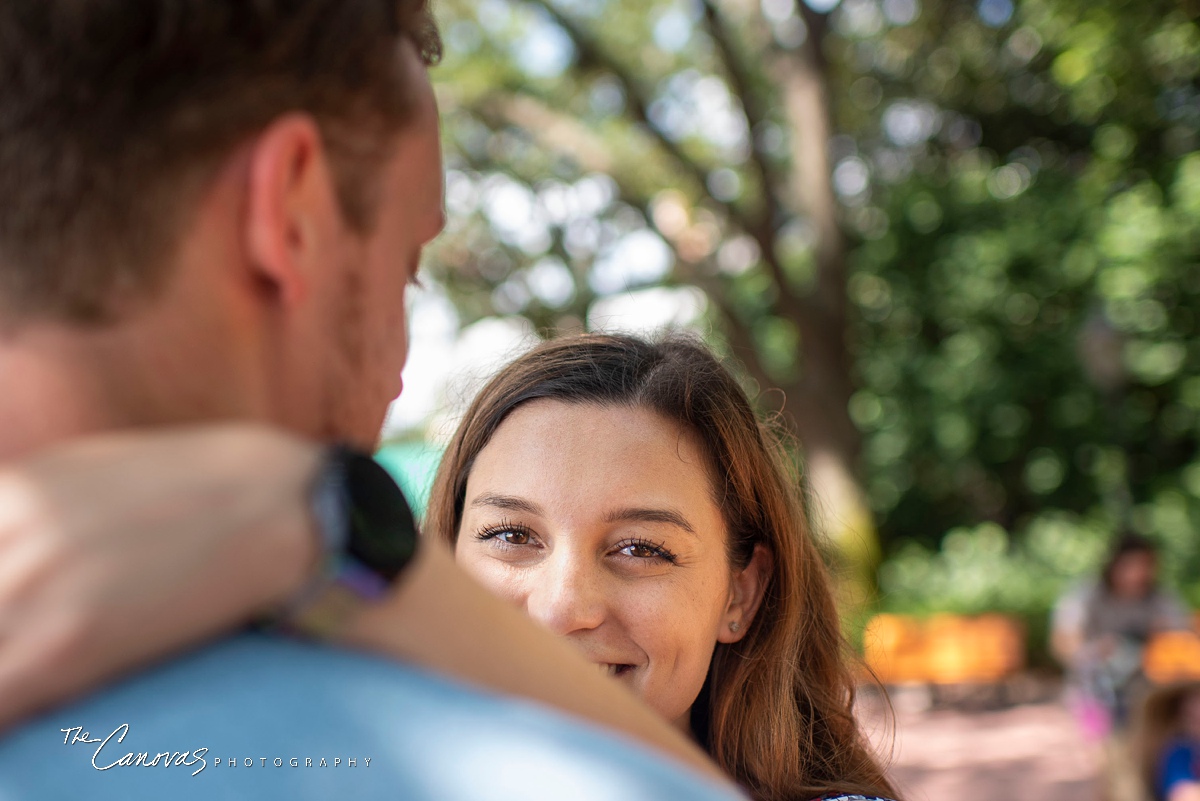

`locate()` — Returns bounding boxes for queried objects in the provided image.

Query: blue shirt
[1159,738,1200,800]
[0,633,742,800]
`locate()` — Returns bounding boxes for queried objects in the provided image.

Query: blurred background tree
[410,0,1200,626]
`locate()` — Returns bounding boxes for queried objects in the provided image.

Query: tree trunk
[776,3,880,599]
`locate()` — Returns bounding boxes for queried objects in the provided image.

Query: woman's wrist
[195,425,325,616]
[0,425,326,731]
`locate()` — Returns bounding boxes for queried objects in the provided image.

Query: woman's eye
[474,523,536,548]
[615,539,677,563]
[497,529,530,546]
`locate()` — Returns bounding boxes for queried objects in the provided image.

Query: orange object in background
[862,614,926,684]
[1143,630,1200,684]
[864,613,1025,685]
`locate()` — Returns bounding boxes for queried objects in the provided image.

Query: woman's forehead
[486,400,697,459]
[465,400,724,523]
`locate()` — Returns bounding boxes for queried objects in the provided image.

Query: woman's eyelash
[615,537,679,564]
[473,519,534,543]
[473,525,677,563]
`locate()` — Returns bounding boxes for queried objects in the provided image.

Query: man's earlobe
[718,544,774,644]
[243,114,336,308]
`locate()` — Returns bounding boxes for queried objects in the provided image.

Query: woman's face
[455,400,760,730]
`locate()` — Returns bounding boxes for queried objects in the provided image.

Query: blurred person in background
[1053,534,1192,800]
[1135,682,1200,801]
[1053,534,1192,731]
[0,334,902,801]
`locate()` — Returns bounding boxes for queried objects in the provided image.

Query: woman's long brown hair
[425,333,897,801]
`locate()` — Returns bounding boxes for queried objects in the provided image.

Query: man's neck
[0,317,262,461]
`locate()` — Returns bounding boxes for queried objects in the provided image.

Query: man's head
[0,1,444,449]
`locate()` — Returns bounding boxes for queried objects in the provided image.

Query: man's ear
[243,114,340,308]
[718,544,774,644]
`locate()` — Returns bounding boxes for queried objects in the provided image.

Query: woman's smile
[456,399,746,729]
[596,663,637,679]
[430,334,897,798]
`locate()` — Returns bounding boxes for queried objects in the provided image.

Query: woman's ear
[718,544,773,644]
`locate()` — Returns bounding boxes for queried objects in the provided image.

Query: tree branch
[779,2,846,335]
[696,1,793,282]
[697,1,774,181]
[677,264,778,400]
[461,87,787,406]
[519,1,768,243]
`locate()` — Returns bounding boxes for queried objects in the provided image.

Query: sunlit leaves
[424,0,1200,623]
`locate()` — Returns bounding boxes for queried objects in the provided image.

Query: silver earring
[729,621,741,633]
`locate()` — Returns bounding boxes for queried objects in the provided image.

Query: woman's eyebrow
[469,493,543,515]
[604,507,696,535]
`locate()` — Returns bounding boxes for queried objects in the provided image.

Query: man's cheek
[384,318,409,400]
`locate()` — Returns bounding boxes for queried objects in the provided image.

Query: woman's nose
[524,553,606,636]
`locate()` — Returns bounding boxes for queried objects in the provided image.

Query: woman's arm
[0,425,727,784]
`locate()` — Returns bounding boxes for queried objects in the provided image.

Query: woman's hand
[0,425,321,731]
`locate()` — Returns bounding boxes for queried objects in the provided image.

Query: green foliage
[877,504,1200,662]
[838,0,1200,616]
[420,0,1200,617]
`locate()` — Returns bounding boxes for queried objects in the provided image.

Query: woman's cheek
[628,580,709,653]
[457,548,526,604]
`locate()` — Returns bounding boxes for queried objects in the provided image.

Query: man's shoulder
[0,633,739,801]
